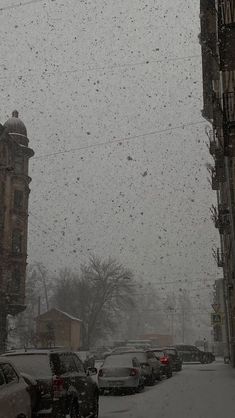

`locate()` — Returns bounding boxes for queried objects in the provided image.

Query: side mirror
[87,367,97,376]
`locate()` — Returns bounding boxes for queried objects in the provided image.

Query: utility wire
[0,0,48,12]
[34,120,205,160]
[0,54,200,81]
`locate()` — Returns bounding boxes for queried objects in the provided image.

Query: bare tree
[52,256,135,347]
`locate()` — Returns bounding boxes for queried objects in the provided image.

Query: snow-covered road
[99,360,235,418]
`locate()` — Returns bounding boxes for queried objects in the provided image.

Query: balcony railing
[213,247,224,267]
[211,204,230,234]
[219,0,235,25]
[207,129,223,157]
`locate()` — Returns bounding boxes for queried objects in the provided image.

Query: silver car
[98,353,145,394]
[0,357,31,418]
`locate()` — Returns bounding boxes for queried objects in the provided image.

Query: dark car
[162,347,182,371]
[150,349,173,378]
[174,344,209,364]
[3,349,99,418]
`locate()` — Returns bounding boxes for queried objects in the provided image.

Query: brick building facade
[200,0,235,364]
[0,111,34,351]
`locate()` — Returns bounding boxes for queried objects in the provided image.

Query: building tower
[0,111,34,351]
[200,0,235,365]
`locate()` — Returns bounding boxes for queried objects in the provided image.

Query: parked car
[123,350,161,385]
[174,345,209,364]
[0,356,31,418]
[98,352,145,394]
[162,347,182,371]
[3,349,99,418]
[150,349,173,378]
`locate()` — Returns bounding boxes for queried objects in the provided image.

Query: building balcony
[219,23,235,71]
[213,247,224,267]
[219,0,235,26]
[223,92,235,155]
[219,1,235,71]
[211,171,220,190]
[209,165,225,190]
[211,204,230,234]
[208,129,224,157]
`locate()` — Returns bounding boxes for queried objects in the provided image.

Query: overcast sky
[0,0,220,333]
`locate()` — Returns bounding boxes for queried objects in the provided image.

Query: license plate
[110,381,124,387]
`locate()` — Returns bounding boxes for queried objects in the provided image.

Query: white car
[0,356,31,418]
[98,352,145,394]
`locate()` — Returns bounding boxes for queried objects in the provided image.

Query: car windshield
[153,351,165,357]
[164,349,176,355]
[5,354,52,379]
[129,352,147,363]
[104,354,135,367]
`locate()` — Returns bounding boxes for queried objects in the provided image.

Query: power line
[45,54,200,77]
[33,120,205,161]
[0,0,47,12]
[0,54,200,81]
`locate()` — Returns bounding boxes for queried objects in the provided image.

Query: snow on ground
[99,360,235,418]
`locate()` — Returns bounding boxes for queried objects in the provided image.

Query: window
[12,230,23,255]
[11,269,21,293]
[14,190,24,209]
[1,363,18,384]
[14,154,24,174]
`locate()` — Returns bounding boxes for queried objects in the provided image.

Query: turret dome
[4,110,27,137]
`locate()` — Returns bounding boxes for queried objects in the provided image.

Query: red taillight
[160,356,169,364]
[129,368,139,377]
[98,369,103,377]
[52,376,64,398]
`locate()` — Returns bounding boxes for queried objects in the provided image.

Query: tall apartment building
[213,279,228,355]
[0,111,34,351]
[200,0,235,365]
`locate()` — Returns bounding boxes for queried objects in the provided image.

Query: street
[99,361,235,418]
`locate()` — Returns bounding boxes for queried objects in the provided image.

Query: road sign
[211,313,222,325]
[211,303,220,313]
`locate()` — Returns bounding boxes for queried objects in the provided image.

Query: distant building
[140,333,173,347]
[36,308,82,350]
[0,111,34,351]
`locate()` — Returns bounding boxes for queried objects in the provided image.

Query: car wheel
[136,379,145,393]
